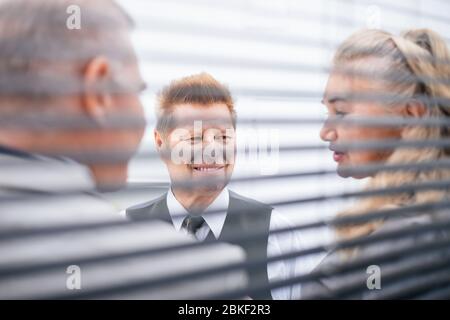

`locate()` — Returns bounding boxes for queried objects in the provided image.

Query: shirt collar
[166,187,229,239]
[0,145,96,193]
[0,144,37,160]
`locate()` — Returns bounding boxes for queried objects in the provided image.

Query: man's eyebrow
[323,95,348,104]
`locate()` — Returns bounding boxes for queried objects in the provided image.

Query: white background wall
[112,0,450,247]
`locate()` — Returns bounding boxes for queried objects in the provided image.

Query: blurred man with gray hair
[0,0,246,299]
[0,0,146,191]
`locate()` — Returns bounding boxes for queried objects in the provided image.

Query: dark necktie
[181,215,206,237]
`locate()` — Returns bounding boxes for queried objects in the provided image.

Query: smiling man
[126,73,313,300]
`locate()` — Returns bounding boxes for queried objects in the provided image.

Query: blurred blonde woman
[303,28,450,299]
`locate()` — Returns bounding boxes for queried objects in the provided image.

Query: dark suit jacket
[301,208,450,299]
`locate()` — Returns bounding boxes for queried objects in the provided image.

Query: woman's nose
[320,124,337,142]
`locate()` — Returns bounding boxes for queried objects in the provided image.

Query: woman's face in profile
[320,61,403,179]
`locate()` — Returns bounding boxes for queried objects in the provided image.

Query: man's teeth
[193,167,223,172]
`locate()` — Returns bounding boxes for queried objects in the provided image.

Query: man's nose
[203,134,215,144]
[320,123,337,142]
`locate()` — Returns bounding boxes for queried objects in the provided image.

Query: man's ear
[83,56,113,121]
[154,129,164,150]
[402,99,427,118]
[155,129,170,161]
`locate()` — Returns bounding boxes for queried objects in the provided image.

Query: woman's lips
[333,151,345,163]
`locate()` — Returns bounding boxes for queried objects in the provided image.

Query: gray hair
[0,0,137,98]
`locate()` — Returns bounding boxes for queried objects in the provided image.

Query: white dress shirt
[166,187,316,300]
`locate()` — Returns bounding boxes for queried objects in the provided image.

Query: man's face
[156,103,236,193]
[0,51,147,191]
